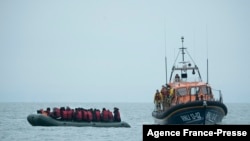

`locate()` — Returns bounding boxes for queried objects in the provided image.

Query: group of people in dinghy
[37,106,121,122]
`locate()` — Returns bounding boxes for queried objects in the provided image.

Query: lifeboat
[152,36,228,125]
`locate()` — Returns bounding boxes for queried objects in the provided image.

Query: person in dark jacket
[113,107,121,122]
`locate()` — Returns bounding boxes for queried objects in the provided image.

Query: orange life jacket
[95,110,101,121]
[82,110,88,121]
[108,110,113,121]
[67,110,73,120]
[62,110,68,120]
[54,108,60,118]
[87,111,93,122]
[102,110,109,122]
[75,110,82,121]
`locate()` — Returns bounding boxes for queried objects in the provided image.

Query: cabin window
[201,86,211,95]
[190,87,200,95]
[176,88,187,96]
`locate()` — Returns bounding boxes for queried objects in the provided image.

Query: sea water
[0,102,249,141]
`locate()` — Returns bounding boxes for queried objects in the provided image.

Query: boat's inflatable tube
[27,114,130,128]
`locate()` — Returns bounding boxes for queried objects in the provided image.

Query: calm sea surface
[0,102,249,141]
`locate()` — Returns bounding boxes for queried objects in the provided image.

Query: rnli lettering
[206,111,218,122]
[180,112,201,122]
[147,129,181,138]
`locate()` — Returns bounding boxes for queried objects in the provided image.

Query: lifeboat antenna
[207,59,209,84]
[164,20,168,84]
[206,26,209,84]
[165,48,168,84]
[181,36,186,62]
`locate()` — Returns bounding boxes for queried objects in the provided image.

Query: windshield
[176,88,187,96]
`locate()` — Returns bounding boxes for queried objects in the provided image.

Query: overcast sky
[0,0,249,103]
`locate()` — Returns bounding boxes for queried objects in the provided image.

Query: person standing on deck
[161,85,168,110]
[167,87,174,106]
[175,74,180,82]
[154,89,163,111]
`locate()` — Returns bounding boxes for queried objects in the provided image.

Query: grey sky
[0,0,249,103]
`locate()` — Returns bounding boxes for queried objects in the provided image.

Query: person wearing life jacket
[107,109,113,122]
[113,107,121,122]
[66,107,73,121]
[101,108,109,122]
[82,109,88,121]
[161,85,168,110]
[87,109,93,122]
[154,89,163,111]
[95,109,101,122]
[52,107,61,119]
[167,87,174,105]
[75,108,83,121]
[73,108,78,121]
[60,107,65,120]
[62,109,68,120]
[92,109,97,122]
